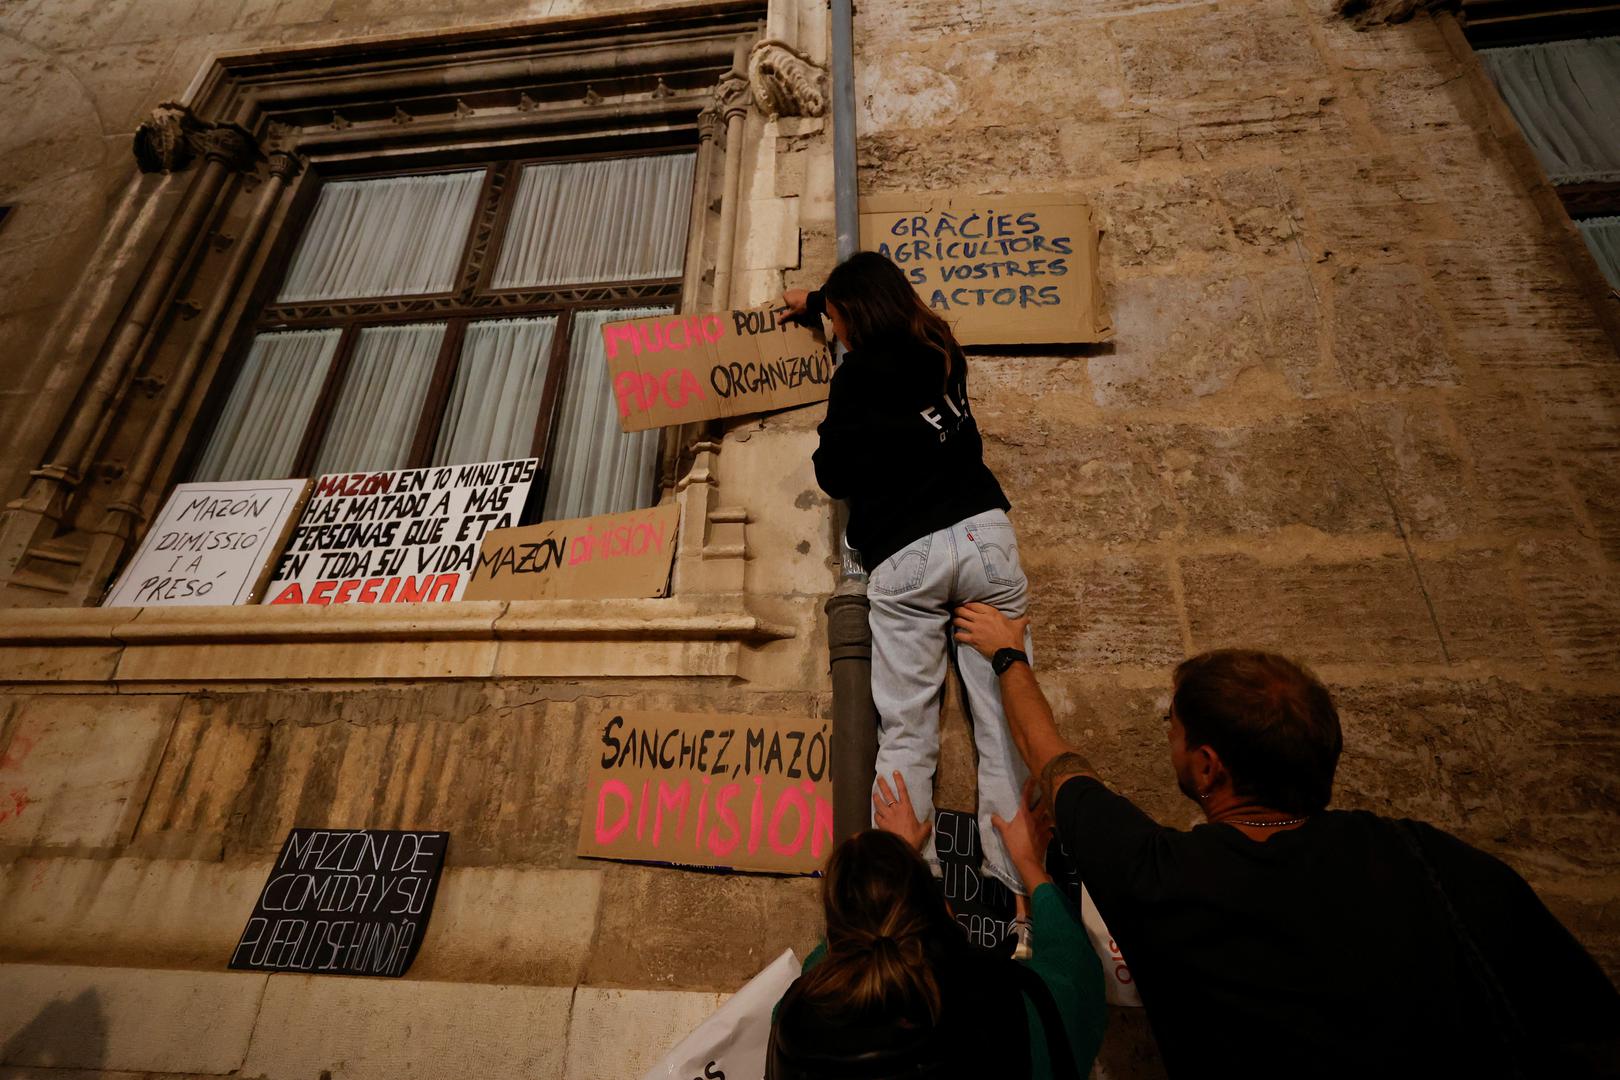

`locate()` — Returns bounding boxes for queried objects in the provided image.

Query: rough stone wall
[856,0,1620,1068]
[0,1,840,1076]
[1,0,1618,1076]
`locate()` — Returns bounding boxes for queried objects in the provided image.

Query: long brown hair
[789,830,960,1025]
[820,252,961,390]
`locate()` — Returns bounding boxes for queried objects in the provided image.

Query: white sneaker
[1010,916,1033,961]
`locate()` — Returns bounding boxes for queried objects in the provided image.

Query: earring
[1197,790,1213,800]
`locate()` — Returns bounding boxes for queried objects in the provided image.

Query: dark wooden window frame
[233,143,695,514]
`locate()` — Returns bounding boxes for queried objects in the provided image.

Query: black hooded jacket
[808,299,1010,569]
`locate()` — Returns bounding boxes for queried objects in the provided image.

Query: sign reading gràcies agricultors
[601,306,832,432]
[859,191,1112,346]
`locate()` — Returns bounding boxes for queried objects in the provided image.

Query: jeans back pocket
[869,533,932,596]
[967,521,1023,588]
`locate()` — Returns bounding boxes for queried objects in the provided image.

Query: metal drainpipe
[825,0,878,843]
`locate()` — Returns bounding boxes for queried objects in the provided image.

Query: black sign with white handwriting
[935,808,1017,956]
[229,828,448,978]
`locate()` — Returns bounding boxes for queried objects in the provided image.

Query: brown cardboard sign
[601,306,833,432]
[578,711,834,875]
[859,191,1112,346]
[462,503,679,601]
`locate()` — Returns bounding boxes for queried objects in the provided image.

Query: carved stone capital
[133,103,260,174]
[714,73,753,121]
[747,39,828,119]
[266,149,305,181]
[201,125,259,171]
[697,106,723,142]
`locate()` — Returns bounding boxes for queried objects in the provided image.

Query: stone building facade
[0,0,1616,1076]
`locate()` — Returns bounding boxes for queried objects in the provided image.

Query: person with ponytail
[783,252,1038,941]
[767,783,1106,1080]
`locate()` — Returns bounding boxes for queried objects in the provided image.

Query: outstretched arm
[952,603,1098,809]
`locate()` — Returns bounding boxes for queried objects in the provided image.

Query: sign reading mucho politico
[602,306,832,432]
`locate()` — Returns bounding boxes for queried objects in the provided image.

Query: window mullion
[406,318,467,470]
[291,322,363,479]
[531,307,577,485]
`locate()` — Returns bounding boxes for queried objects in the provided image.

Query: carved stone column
[680,106,723,311]
[0,106,257,586]
[72,143,297,604]
[710,44,755,312]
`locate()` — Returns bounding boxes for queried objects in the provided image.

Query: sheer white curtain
[1479,37,1620,184]
[1577,217,1620,290]
[277,171,484,302]
[492,154,695,287]
[543,306,670,521]
[312,323,446,475]
[193,329,343,481]
[432,317,559,466]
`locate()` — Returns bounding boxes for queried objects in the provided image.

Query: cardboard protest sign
[263,458,536,605]
[601,306,833,432]
[860,191,1112,346]
[579,711,834,875]
[229,828,448,978]
[462,503,679,602]
[104,479,309,607]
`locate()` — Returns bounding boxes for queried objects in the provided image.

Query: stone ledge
[0,597,797,685]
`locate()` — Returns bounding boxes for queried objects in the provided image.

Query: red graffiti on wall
[0,788,30,825]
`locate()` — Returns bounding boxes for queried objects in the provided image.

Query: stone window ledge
[0,597,796,685]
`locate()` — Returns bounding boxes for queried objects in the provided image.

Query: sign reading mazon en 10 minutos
[860,191,1113,346]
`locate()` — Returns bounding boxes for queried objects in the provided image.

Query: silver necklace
[1228,816,1307,827]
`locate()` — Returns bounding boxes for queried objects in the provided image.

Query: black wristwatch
[991,648,1029,676]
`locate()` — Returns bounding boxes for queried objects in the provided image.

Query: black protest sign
[229,828,448,978]
[935,808,1017,956]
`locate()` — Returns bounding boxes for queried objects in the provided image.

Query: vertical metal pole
[825,0,878,844]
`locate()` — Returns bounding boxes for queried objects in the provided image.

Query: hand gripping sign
[601,306,833,432]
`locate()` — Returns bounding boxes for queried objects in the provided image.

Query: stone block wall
[1,0,1618,1076]
[857,0,1620,1001]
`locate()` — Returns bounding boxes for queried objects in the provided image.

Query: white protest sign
[263,459,537,605]
[103,479,309,607]
[640,948,800,1080]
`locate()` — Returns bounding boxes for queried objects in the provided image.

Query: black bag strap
[1006,959,1083,1080]
[1392,819,1531,1077]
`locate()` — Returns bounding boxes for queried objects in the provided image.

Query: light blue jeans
[867,509,1033,895]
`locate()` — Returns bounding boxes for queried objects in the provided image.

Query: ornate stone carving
[134,103,255,175]
[266,149,304,181]
[583,86,604,106]
[747,40,828,119]
[200,125,258,171]
[697,106,722,142]
[133,103,203,174]
[714,72,752,122]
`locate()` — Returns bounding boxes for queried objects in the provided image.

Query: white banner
[104,479,308,607]
[640,948,800,1080]
[263,459,536,605]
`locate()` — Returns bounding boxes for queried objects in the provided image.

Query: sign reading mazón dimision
[230,828,448,978]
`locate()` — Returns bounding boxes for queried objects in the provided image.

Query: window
[191,150,696,521]
[1471,33,1620,289]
